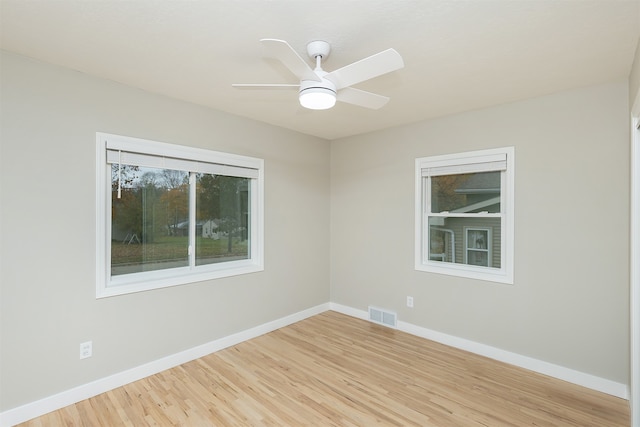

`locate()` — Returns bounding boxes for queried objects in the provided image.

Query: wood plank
[17,311,629,426]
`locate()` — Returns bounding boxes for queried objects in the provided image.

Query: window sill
[96,261,264,298]
[415,262,513,285]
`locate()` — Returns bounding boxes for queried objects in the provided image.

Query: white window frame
[96,133,264,298]
[415,147,514,284]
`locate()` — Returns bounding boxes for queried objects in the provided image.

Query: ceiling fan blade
[232,83,299,89]
[260,39,320,82]
[325,48,404,89]
[336,87,390,109]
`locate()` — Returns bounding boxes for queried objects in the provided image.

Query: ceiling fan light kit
[233,38,404,111]
[299,76,337,110]
[299,86,336,110]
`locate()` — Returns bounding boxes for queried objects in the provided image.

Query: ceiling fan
[232,39,404,110]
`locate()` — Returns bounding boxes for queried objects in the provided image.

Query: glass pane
[466,229,488,250]
[431,171,501,213]
[195,174,250,266]
[428,217,501,268]
[111,166,189,275]
[467,250,488,267]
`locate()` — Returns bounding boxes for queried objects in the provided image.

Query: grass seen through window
[112,236,248,271]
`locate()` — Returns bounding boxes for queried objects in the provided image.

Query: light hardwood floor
[19,311,629,426]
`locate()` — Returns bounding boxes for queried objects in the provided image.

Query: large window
[415,147,514,284]
[96,133,264,297]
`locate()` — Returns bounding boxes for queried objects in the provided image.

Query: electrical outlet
[407,296,414,308]
[80,341,92,359]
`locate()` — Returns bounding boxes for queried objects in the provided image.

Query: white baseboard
[0,303,330,427]
[329,302,629,400]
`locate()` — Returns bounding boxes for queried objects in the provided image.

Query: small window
[415,147,514,284]
[96,133,264,297]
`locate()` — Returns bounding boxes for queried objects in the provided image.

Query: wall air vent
[368,306,397,328]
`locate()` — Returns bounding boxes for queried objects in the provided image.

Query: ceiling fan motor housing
[299,73,336,94]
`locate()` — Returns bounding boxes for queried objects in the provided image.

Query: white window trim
[415,147,514,284]
[96,133,264,298]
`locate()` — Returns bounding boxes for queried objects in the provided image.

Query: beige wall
[330,81,630,383]
[0,52,330,410]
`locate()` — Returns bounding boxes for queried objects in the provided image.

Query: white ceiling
[1,0,639,140]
